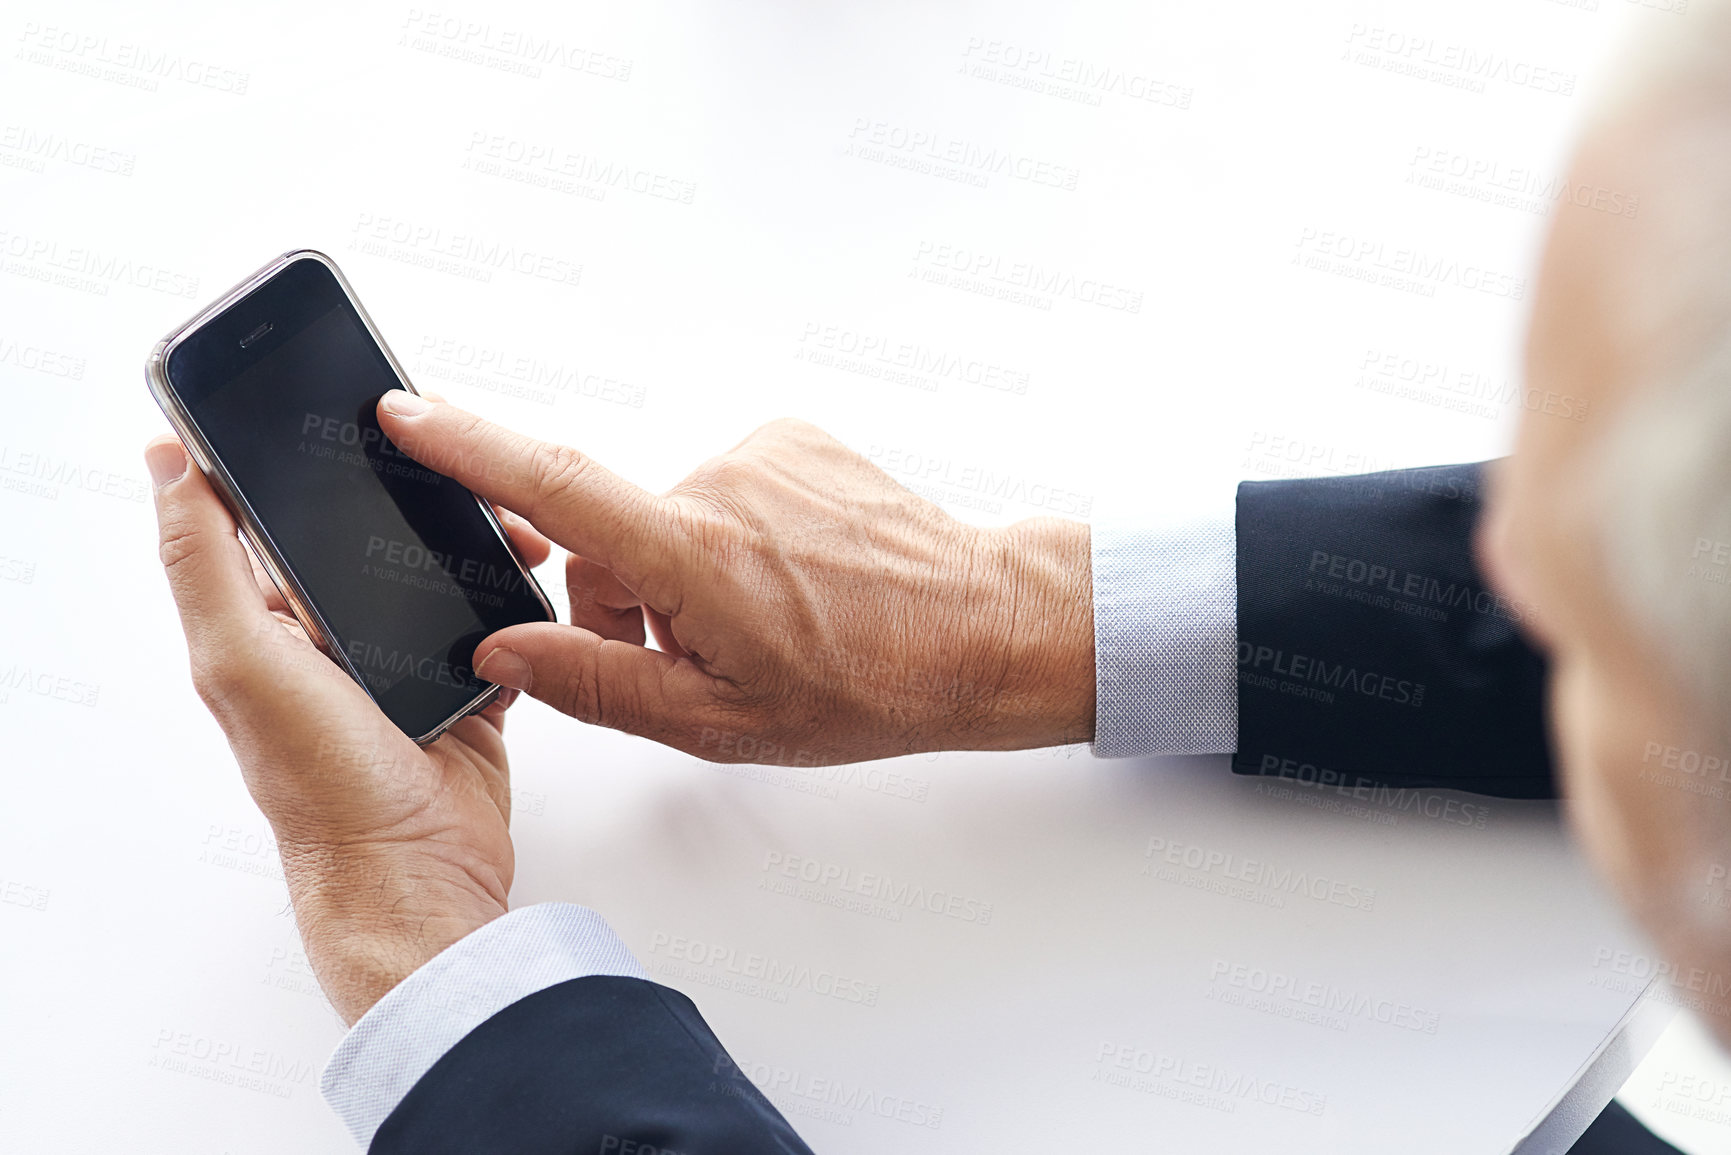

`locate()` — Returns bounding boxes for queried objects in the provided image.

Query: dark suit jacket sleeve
[370,975,816,1155]
[1232,462,1556,799]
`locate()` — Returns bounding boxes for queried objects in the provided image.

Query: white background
[3,0,1731,1151]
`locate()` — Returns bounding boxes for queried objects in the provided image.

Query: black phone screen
[163,256,552,739]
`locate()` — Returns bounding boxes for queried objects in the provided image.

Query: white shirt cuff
[1091,501,1239,756]
[319,902,646,1149]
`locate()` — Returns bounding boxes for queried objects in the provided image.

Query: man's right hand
[377,392,1095,766]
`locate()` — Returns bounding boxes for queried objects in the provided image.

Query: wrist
[281,844,508,1024]
[969,518,1096,749]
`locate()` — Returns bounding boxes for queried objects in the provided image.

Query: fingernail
[380,389,431,417]
[476,647,532,691]
[145,441,187,489]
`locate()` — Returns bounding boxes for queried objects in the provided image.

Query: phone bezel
[145,248,556,745]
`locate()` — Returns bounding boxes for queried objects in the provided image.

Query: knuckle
[681,456,766,511]
[532,443,593,505]
[757,418,837,460]
[189,650,244,712]
[765,416,821,440]
[157,518,207,576]
[560,655,608,727]
[750,417,820,446]
[415,409,491,478]
[450,408,491,442]
[657,502,740,567]
[670,457,760,525]
[704,453,759,486]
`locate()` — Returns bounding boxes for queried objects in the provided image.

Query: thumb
[473,623,726,750]
[147,435,278,687]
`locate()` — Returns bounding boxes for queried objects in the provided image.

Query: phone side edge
[144,282,373,698]
[302,252,561,744]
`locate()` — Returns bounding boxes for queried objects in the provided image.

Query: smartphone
[146,250,556,743]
